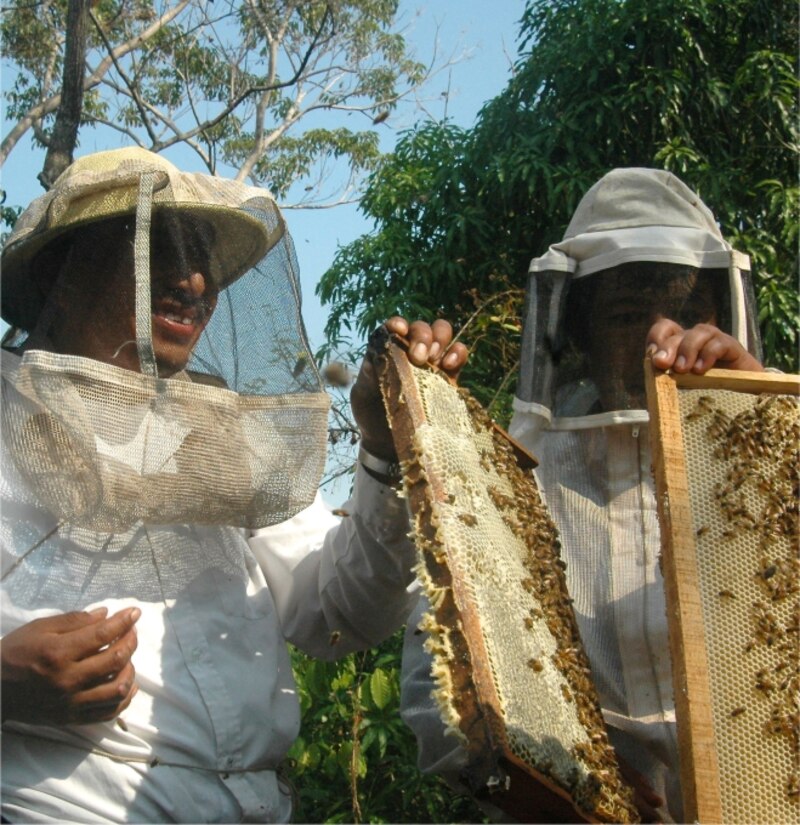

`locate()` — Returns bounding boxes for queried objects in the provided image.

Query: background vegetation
[309,1,798,820]
[320,0,799,422]
[286,637,486,823]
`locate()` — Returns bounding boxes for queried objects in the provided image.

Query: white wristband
[358,447,401,481]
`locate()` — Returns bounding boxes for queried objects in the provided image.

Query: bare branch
[92,75,211,167]
[174,2,334,151]
[1,0,193,163]
[82,115,144,146]
[89,8,158,146]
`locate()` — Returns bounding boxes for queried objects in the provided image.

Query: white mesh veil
[1,148,330,536]
[513,168,761,438]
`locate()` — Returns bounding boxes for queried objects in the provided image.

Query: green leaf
[369,667,392,710]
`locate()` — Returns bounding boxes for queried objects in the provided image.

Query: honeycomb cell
[389,364,639,823]
[678,389,799,823]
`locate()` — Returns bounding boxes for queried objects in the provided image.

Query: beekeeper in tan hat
[0,147,467,823]
[400,168,764,822]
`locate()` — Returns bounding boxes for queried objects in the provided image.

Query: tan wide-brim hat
[2,147,284,331]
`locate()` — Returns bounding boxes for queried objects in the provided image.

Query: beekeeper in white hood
[400,167,764,822]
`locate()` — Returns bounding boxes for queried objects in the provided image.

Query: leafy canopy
[318,0,799,417]
[1,0,439,204]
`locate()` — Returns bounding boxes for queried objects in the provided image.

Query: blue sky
[289,1,524,352]
[1,1,525,348]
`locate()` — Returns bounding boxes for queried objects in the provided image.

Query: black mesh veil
[512,169,762,434]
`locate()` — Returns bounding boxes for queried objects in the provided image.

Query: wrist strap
[358,447,401,483]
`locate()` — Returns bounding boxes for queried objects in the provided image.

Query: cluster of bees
[454,389,639,823]
[688,392,799,803]
[702,394,797,546]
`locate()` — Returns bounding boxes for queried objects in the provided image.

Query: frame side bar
[644,357,723,823]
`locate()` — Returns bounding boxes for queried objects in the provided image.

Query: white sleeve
[399,594,469,780]
[247,465,418,659]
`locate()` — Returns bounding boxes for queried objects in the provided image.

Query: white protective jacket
[1,148,418,823]
[1,438,416,824]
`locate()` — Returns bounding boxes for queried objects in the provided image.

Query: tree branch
[1,0,193,164]
[89,7,158,146]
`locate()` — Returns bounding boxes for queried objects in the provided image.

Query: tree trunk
[38,0,90,190]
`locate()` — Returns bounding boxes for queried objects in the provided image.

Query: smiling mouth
[160,310,197,327]
[151,289,213,335]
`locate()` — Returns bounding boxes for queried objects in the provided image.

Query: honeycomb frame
[645,360,800,824]
[379,336,639,824]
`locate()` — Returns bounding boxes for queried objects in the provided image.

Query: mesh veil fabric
[2,350,328,531]
[1,148,329,535]
[514,168,761,435]
[0,443,259,612]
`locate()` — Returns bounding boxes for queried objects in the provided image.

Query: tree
[1,0,451,202]
[38,0,91,188]
[286,638,486,824]
[318,0,799,417]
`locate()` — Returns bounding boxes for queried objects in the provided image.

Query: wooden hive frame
[379,334,639,824]
[644,359,800,823]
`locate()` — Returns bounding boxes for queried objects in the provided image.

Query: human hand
[351,317,469,460]
[647,318,763,375]
[1,606,141,726]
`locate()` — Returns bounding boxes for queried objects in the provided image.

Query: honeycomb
[381,345,639,823]
[678,389,799,823]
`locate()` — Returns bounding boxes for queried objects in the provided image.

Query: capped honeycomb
[379,339,639,824]
[678,388,799,824]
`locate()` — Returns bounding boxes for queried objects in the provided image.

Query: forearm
[249,467,417,659]
[313,467,417,656]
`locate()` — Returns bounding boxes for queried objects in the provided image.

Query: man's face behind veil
[41,213,220,377]
[571,265,721,410]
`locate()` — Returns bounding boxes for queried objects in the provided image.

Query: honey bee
[787,773,800,797]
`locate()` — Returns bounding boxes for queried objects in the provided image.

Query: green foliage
[1,189,22,246]
[317,122,472,343]
[1,0,429,202]
[232,128,382,200]
[286,631,487,823]
[319,0,799,399]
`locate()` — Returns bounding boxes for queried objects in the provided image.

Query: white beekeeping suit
[1,148,417,823]
[400,168,761,822]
